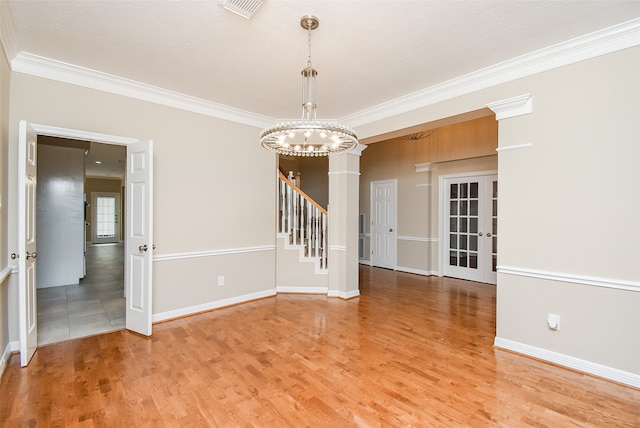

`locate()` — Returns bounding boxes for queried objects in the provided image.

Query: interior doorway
[36,139,126,345]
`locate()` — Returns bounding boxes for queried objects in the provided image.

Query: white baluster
[287,183,293,239]
[280,179,285,233]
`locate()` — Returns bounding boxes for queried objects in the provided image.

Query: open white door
[125,140,153,336]
[18,121,38,366]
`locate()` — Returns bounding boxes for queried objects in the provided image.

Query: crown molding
[11,52,275,129]
[7,18,640,130]
[0,1,18,63]
[487,94,533,120]
[342,17,640,128]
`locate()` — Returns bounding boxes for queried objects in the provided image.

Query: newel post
[327,144,366,298]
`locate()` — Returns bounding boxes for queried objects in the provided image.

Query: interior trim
[343,18,640,128]
[12,52,274,129]
[9,18,639,130]
[494,337,640,389]
[153,245,275,262]
[498,266,640,293]
[153,289,276,323]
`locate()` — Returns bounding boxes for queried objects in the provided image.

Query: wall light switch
[217,276,225,286]
[547,313,560,330]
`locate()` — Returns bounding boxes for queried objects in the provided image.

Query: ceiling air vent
[223,0,264,19]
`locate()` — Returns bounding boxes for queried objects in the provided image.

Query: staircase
[277,171,328,276]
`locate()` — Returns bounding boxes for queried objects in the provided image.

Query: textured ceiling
[6,0,640,122]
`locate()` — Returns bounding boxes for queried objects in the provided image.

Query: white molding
[152,289,276,323]
[153,245,275,262]
[31,123,138,145]
[0,265,12,284]
[5,19,639,130]
[276,286,329,294]
[327,289,360,299]
[329,245,347,252]
[343,18,640,128]
[12,52,274,128]
[0,341,19,380]
[396,266,438,277]
[496,143,533,152]
[396,236,438,243]
[487,94,533,120]
[498,266,640,293]
[327,171,361,176]
[415,162,432,173]
[346,144,368,156]
[359,259,372,266]
[494,337,640,389]
[416,183,431,187]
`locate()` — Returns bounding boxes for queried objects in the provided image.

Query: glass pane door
[443,174,497,284]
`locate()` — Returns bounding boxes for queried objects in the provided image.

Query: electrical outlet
[217,276,225,286]
[547,313,560,330]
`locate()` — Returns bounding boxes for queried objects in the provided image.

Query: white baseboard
[395,266,438,277]
[359,259,372,266]
[494,337,640,389]
[276,286,329,294]
[1,341,19,379]
[152,289,276,323]
[327,289,360,299]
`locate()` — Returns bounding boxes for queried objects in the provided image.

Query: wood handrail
[278,171,327,215]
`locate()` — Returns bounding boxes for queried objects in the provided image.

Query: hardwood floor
[1,267,638,426]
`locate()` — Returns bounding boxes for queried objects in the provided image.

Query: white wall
[36,144,85,288]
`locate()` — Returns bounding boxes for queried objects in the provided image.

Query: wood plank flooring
[1,267,639,427]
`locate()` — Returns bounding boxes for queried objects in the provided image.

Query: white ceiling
[6,0,640,124]
[8,1,638,179]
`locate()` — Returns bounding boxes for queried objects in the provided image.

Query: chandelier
[260,15,358,156]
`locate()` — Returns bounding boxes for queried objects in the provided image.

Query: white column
[327,144,366,298]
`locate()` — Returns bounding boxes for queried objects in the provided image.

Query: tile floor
[37,243,125,345]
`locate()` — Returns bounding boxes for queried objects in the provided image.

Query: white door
[18,121,38,366]
[443,174,497,284]
[125,140,154,336]
[91,192,121,244]
[371,180,397,269]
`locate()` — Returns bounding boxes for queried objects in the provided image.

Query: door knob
[152,244,156,250]
[487,233,492,237]
[10,253,18,260]
[478,232,483,236]
[26,251,37,259]
[139,244,148,252]
[389,229,393,232]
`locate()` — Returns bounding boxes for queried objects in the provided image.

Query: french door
[442,174,497,284]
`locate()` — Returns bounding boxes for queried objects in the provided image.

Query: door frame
[438,170,497,280]
[370,179,397,270]
[19,123,150,356]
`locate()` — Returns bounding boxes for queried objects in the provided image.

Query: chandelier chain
[307,25,312,68]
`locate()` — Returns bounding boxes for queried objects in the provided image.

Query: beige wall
[357,46,640,377]
[0,36,11,370]
[6,73,277,330]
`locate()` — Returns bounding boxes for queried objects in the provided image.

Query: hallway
[36,243,125,345]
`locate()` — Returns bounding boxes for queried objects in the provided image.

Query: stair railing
[278,171,328,269]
